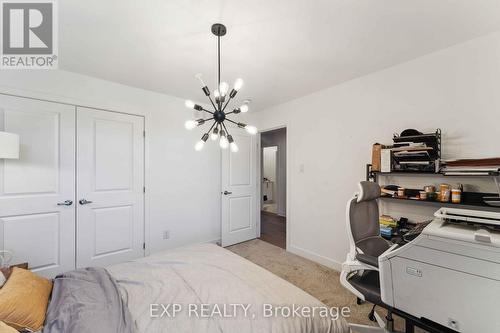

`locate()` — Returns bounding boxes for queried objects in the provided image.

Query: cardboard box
[372,143,382,171]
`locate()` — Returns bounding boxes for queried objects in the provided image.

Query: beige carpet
[227,239,426,332]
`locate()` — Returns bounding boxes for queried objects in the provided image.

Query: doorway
[259,127,286,249]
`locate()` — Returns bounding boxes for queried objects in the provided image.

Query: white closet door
[221,129,258,246]
[76,107,144,268]
[0,95,75,277]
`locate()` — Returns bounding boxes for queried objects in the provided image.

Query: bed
[43,243,349,333]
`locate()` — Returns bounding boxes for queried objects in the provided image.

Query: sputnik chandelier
[184,23,257,152]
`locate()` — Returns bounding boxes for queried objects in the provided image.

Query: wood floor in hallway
[259,212,286,249]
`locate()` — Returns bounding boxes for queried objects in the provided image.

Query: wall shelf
[380,194,500,212]
[366,163,500,213]
[374,171,499,177]
[367,164,500,181]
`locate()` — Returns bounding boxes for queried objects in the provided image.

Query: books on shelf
[441,158,500,175]
[380,215,397,227]
[380,226,393,239]
[444,158,500,167]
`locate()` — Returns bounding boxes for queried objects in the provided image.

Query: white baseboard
[204,237,222,246]
[288,244,342,272]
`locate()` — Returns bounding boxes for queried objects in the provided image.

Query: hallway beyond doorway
[259,212,286,249]
[259,127,287,250]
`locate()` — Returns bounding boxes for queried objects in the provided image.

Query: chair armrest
[356,253,379,268]
[340,258,379,302]
[342,258,379,273]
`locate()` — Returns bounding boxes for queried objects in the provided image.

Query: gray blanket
[43,267,136,333]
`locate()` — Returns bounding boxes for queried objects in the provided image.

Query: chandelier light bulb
[210,127,219,140]
[240,104,249,113]
[195,73,206,87]
[195,74,210,96]
[230,142,239,152]
[233,78,244,91]
[245,125,258,135]
[219,136,229,149]
[214,89,220,98]
[194,140,205,151]
[195,133,209,151]
[185,100,203,111]
[227,135,238,152]
[185,100,195,109]
[219,82,229,96]
[185,120,197,130]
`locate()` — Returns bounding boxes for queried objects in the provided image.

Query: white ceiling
[60,0,500,111]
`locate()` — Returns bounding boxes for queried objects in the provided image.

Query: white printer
[379,207,500,332]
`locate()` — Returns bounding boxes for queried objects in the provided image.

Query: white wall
[261,129,287,216]
[0,70,221,254]
[248,31,500,270]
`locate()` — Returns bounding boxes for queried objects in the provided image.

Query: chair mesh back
[349,198,380,243]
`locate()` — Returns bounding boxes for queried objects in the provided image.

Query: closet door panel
[0,95,76,277]
[2,110,59,194]
[76,107,144,268]
[2,213,60,270]
[94,118,134,191]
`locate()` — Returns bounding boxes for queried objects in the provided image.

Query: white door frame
[257,125,289,250]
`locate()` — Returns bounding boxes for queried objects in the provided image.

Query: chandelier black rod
[206,120,217,134]
[221,96,233,112]
[217,34,221,91]
[201,107,214,114]
[224,118,239,126]
[207,96,218,112]
[221,121,231,136]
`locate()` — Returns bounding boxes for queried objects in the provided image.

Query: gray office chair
[340,181,396,333]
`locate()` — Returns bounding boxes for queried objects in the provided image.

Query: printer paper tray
[390,256,499,332]
[400,244,500,282]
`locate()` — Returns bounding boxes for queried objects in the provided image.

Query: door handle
[79,199,93,205]
[223,191,232,195]
[57,200,73,206]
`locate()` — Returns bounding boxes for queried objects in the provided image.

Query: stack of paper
[392,145,433,163]
[441,158,500,175]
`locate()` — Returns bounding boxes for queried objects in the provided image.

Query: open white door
[76,107,144,268]
[0,95,75,277]
[221,129,258,247]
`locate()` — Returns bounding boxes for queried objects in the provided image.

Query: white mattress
[108,243,349,333]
